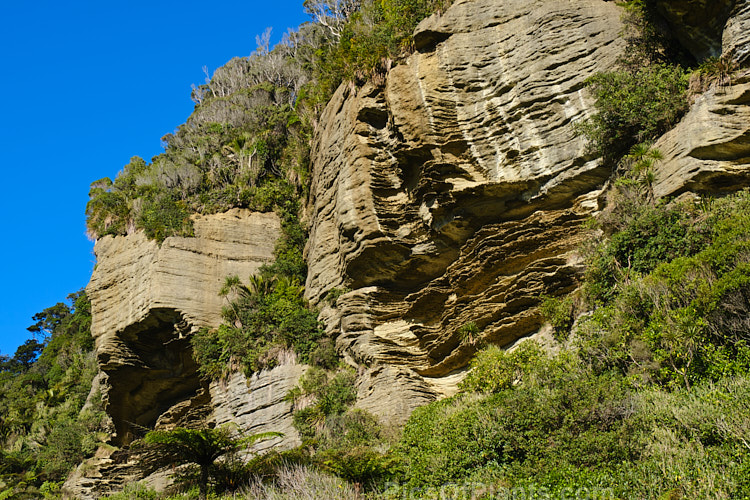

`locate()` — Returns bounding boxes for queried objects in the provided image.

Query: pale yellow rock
[86,209,280,445]
[305,0,624,424]
[654,73,750,199]
[723,1,750,64]
[210,354,305,453]
[89,209,280,345]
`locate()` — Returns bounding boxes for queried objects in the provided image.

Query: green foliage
[192,273,325,379]
[459,341,545,394]
[456,321,480,344]
[579,191,750,389]
[138,193,194,242]
[141,426,281,499]
[101,483,159,500]
[289,367,358,442]
[540,295,575,340]
[305,0,452,107]
[581,64,688,164]
[316,446,393,485]
[578,2,690,165]
[323,287,351,305]
[285,366,393,490]
[584,199,709,304]
[397,354,637,488]
[0,291,104,496]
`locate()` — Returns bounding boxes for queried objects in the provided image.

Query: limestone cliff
[305,0,625,423]
[64,209,294,498]
[70,0,750,495]
[654,71,750,199]
[88,209,283,445]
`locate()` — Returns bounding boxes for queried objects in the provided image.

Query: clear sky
[0,0,310,356]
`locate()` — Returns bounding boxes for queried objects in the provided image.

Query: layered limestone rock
[654,71,750,199]
[210,352,305,453]
[87,209,281,445]
[723,0,750,64]
[306,0,625,423]
[654,0,736,60]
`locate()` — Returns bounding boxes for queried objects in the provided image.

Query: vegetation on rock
[578,0,690,165]
[140,426,282,500]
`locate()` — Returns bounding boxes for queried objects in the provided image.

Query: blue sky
[0,1,310,356]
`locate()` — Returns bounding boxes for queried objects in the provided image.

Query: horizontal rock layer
[654,72,750,199]
[210,353,305,453]
[87,209,280,445]
[305,0,624,424]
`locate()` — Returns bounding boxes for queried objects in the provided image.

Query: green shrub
[581,64,689,164]
[315,446,393,485]
[579,1,690,166]
[540,295,575,340]
[398,360,637,488]
[138,193,194,242]
[192,274,326,378]
[579,191,750,389]
[460,341,545,394]
[0,292,104,493]
[583,200,709,305]
[290,367,357,422]
[456,321,480,344]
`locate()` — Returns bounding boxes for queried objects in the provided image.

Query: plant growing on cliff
[578,1,690,165]
[141,426,281,499]
[580,64,688,165]
[192,274,325,379]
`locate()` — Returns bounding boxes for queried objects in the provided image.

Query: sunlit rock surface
[305,0,625,423]
[654,73,750,199]
[87,209,281,445]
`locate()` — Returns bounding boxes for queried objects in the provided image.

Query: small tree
[142,426,281,499]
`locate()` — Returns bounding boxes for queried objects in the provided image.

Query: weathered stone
[653,72,750,199]
[654,0,736,61]
[305,0,624,424]
[87,209,280,445]
[210,353,305,453]
[723,0,750,64]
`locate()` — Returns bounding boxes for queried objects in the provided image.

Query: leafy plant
[580,64,688,164]
[460,341,545,394]
[140,426,281,500]
[540,295,575,341]
[0,291,104,495]
[457,321,480,344]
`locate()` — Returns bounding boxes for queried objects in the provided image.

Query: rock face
[210,352,305,453]
[654,72,750,199]
[305,0,625,423]
[87,209,281,445]
[71,2,750,497]
[654,0,737,60]
[723,0,750,64]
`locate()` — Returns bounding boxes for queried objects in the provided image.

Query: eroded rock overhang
[87,209,280,445]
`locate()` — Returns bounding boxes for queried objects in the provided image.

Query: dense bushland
[0,292,106,498]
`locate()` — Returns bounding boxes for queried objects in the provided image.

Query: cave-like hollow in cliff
[99,308,206,446]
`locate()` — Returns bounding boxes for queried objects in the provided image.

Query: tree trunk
[199,464,209,500]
